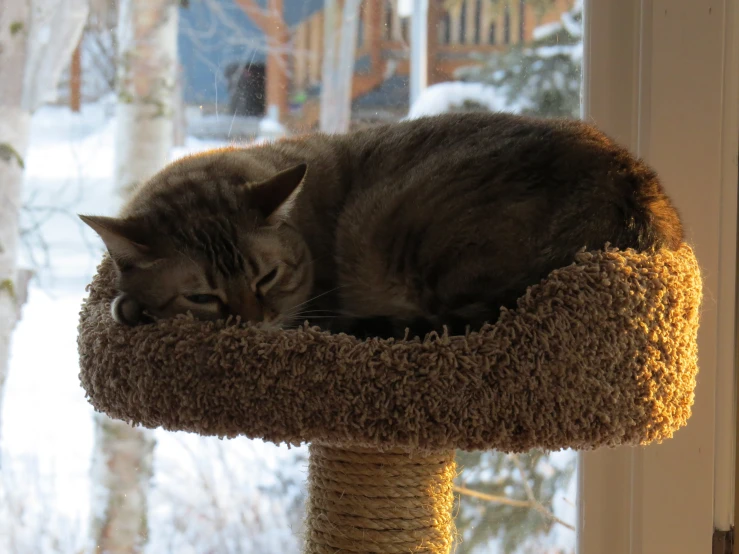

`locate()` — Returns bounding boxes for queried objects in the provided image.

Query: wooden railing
[291,0,572,92]
[287,0,574,128]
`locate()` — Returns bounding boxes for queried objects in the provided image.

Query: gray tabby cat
[80,113,683,339]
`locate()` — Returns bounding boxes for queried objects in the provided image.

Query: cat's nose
[231,291,263,322]
[263,307,277,323]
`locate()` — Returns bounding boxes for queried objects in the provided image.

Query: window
[1,1,736,553]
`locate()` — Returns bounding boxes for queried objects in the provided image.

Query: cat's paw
[111,294,149,326]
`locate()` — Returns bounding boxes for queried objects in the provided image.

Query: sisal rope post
[305,444,456,554]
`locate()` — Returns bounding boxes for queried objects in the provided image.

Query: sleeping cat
[79,112,683,339]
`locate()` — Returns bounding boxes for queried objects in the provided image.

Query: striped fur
[80,113,683,338]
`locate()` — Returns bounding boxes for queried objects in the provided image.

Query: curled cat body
[80,112,683,339]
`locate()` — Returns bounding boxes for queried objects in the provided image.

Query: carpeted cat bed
[78,244,702,553]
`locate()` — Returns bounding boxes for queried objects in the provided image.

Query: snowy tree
[90,416,156,553]
[0,0,88,457]
[0,5,30,461]
[80,0,120,101]
[115,0,179,197]
[89,0,178,552]
[147,437,308,553]
[319,0,362,133]
[454,451,576,553]
[455,0,583,118]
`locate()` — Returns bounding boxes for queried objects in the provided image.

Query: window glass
[2,0,581,552]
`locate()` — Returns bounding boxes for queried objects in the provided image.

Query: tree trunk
[71,40,83,112]
[320,0,361,134]
[90,1,177,551]
[409,0,428,107]
[0,0,88,458]
[319,0,338,132]
[0,0,31,457]
[173,64,186,147]
[89,414,156,553]
[333,0,362,133]
[23,0,89,110]
[265,0,288,121]
[115,0,178,197]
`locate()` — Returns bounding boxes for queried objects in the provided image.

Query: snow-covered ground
[406,81,509,119]
[1,102,307,554]
[1,101,576,553]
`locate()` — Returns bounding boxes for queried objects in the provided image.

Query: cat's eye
[185,294,220,304]
[256,268,279,291]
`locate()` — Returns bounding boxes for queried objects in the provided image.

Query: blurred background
[0,0,582,552]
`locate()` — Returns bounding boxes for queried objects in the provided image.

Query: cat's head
[80,160,314,328]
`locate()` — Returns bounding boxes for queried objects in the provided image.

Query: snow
[533,2,582,42]
[256,105,287,143]
[397,0,413,18]
[526,3,583,65]
[406,81,508,119]
[532,21,563,41]
[532,43,582,62]
[561,11,583,39]
[259,117,286,134]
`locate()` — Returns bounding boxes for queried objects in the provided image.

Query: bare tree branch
[454,485,532,508]
[510,454,576,531]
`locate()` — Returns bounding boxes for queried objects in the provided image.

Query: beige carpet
[78,244,702,453]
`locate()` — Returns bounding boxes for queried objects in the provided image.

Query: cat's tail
[630,177,685,251]
[613,153,685,252]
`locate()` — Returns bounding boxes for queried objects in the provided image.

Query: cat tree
[78,244,702,553]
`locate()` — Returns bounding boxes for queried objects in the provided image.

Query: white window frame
[578,1,739,552]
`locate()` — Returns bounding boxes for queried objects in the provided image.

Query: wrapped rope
[305,445,456,554]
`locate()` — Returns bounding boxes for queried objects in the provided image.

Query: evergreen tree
[456,0,583,118]
[454,450,576,553]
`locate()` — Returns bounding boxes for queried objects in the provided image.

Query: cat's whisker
[286,286,347,313]
[286,314,337,322]
[283,305,340,317]
[293,316,335,320]
[289,309,338,316]
[282,312,339,325]
[306,253,332,266]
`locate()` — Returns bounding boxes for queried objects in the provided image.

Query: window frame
[578,1,739,552]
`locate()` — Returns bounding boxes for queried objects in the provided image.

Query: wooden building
[288,0,574,127]
[178,0,574,129]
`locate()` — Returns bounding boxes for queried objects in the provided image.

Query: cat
[79,112,683,339]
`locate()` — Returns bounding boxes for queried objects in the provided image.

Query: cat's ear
[250,163,307,224]
[78,215,153,267]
